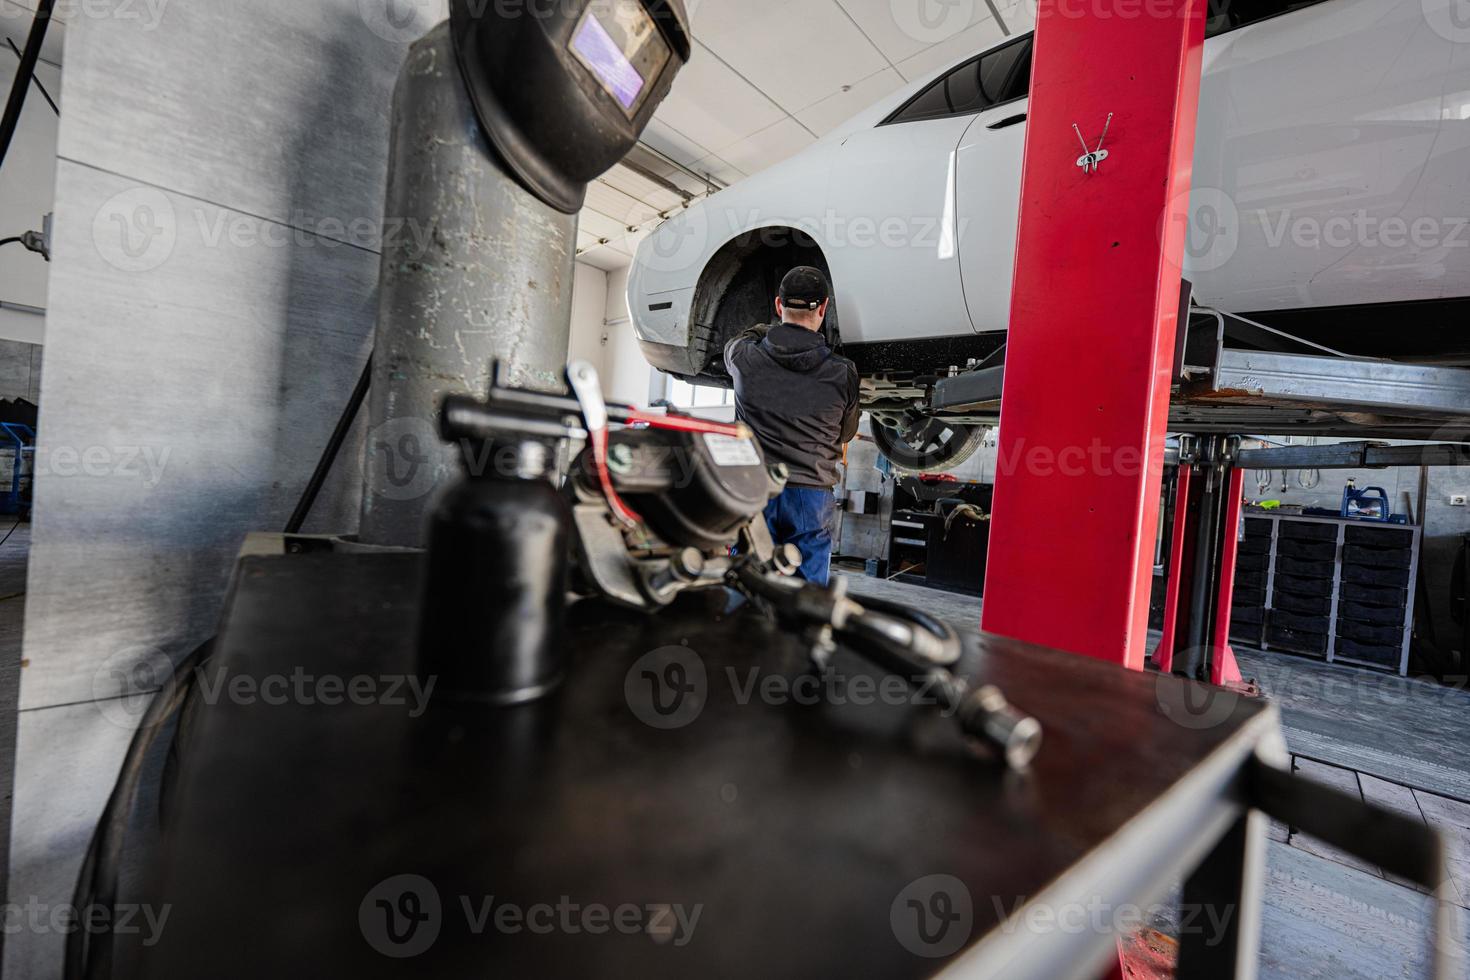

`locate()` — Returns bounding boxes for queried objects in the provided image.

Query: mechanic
[725,267,860,586]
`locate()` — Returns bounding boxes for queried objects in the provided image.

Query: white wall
[601,265,655,407]
[568,262,609,374]
[0,47,59,345]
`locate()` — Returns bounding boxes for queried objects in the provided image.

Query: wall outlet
[1451,494,1468,507]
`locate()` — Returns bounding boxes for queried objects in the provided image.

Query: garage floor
[841,570,1470,979]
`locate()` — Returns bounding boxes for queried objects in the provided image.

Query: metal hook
[1074,112,1114,174]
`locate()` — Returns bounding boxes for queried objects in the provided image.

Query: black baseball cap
[779,266,830,311]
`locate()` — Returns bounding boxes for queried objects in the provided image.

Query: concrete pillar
[359,20,577,547]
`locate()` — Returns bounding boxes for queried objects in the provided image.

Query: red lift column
[981,0,1209,670]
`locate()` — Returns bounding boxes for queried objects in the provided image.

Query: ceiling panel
[895,15,1007,82]
[688,153,747,186]
[834,0,992,66]
[692,0,888,115]
[715,118,817,176]
[639,118,716,176]
[651,41,787,156]
[577,246,633,273]
[795,68,907,137]
[1,0,64,66]
[994,0,1034,33]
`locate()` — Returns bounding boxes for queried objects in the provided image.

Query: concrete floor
[840,570,1468,979]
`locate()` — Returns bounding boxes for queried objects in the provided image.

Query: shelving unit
[1230,513,1420,675]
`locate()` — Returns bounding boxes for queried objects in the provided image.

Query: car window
[979,38,1030,103]
[1206,0,1332,36]
[884,36,1033,126]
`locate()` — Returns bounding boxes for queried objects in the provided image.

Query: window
[884,36,1033,126]
[1205,0,1332,37]
[666,378,733,411]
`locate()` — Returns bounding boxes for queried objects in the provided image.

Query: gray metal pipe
[360,20,578,547]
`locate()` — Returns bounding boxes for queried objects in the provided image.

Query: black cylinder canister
[418,443,571,706]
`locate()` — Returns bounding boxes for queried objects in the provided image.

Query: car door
[825,59,993,344]
[953,34,1033,334]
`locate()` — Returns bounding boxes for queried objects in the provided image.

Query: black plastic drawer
[1337,602,1406,627]
[1235,569,1267,591]
[1232,606,1265,626]
[1273,591,1331,617]
[1344,524,1414,548]
[1238,536,1272,557]
[1276,538,1337,562]
[1235,552,1271,574]
[1275,555,1335,579]
[1278,521,1338,542]
[1335,637,1403,671]
[1337,618,1406,646]
[1244,518,1274,539]
[1273,572,1334,598]
[1266,625,1328,657]
[1340,581,1407,608]
[1342,563,1411,588]
[1342,543,1413,570]
[1272,609,1330,634]
[1233,585,1267,608]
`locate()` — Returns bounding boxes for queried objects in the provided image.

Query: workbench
[128,550,1307,978]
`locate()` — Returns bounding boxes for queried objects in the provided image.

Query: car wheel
[871,416,986,474]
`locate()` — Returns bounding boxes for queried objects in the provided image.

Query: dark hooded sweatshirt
[724,322,861,490]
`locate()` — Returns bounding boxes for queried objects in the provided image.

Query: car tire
[871,417,986,475]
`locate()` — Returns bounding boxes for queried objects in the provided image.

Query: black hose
[4,37,57,115]
[284,352,372,535]
[0,0,54,175]
[65,639,214,980]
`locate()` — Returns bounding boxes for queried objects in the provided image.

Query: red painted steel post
[981,0,1209,670]
[1210,466,1247,685]
[1154,467,1193,675]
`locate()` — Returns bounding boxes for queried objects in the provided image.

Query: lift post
[981,0,1209,670]
[1155,435,1247,687]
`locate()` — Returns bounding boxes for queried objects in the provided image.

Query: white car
[629,0,1470,470]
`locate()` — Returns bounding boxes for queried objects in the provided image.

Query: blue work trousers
[763,487,836,586]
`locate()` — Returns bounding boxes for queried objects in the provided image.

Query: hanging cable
[0,0,55,174]
[4,37,58,115]
[284,352,373,535]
